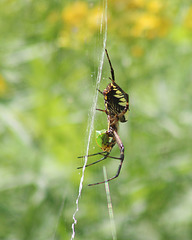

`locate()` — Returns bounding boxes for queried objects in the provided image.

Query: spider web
[103,166,117,240]
[70,0,108,239]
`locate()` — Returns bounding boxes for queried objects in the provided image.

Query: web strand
[103,167,117,240]
[70,0,108,239]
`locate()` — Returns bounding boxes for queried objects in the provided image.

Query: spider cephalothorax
[78,49,129,186]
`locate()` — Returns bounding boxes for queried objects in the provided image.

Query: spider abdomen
[103,82,129,122]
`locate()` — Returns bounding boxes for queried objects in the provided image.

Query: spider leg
[88,130,124,186]
[105,49,115,82]
[109,77,114,83]
[97,88,103,95]
[77,152,110,169]
[96,108,106,112]
[78,151,107,158]
[77,151,121,170]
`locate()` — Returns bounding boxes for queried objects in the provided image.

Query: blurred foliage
[0,0,192,239]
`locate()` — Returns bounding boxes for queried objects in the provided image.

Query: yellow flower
[147,0,162,13]
[111,0,145,10]
[184,7,192,29]
[131,14,159,37]
[139,14,160,30]
[62,1,88,27]
[131,12,170,38]
[87,8,103,30]
[60,2,102,48]
[126,0,145,9]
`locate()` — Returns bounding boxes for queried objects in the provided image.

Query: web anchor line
[70,0,108,239]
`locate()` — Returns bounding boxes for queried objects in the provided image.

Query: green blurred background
[0,0,192,239]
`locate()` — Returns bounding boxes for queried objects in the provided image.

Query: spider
[78,49,129,186]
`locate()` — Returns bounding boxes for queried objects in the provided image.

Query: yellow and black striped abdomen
[104,82,129,122]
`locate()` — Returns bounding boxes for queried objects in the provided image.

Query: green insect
[96,130,114,152]
[78,49,129,186]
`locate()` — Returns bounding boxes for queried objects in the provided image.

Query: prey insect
[78,49,129,186]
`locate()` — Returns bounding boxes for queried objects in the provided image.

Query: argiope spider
[78,49,129,186]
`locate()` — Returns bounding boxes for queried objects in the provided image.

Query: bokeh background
[1,0,192,239]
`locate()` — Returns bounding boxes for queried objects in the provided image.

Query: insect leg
[88,130,124,186]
